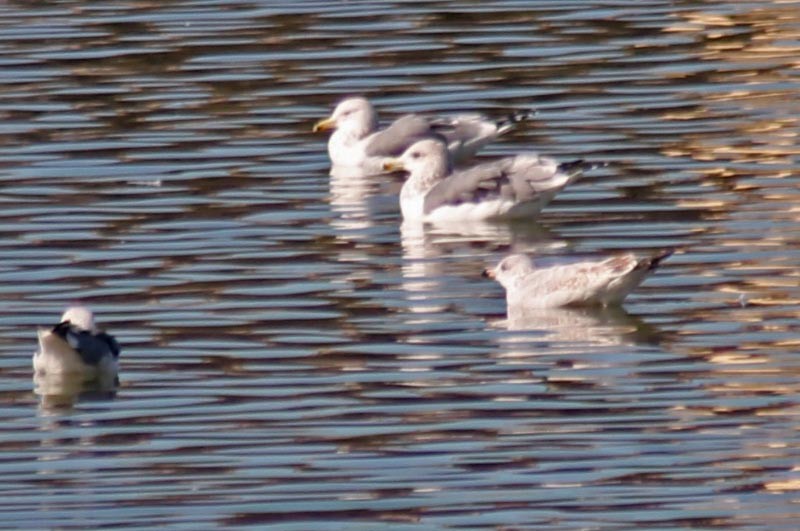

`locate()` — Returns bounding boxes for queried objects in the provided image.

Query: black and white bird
[382,138,603,223]
[483,250,674,309]
[33,306,120,380]
[313,96,534,173]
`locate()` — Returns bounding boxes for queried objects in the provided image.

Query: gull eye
[410,151,421,159]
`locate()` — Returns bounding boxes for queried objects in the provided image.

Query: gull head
[313,97,377,138]
[383,138,451,180]
[60,305,96,332]
[482,254,535,288]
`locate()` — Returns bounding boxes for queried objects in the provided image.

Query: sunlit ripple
[0,0,798,529]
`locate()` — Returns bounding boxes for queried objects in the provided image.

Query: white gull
[313,96,534,174]
[382,138,604,223]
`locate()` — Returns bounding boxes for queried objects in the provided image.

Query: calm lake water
[1,0,799,529]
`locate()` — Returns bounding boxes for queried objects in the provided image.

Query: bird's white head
[60,305,96,332]
[314,97,377,139]
[391,138,451,181]
[484,254,535,288]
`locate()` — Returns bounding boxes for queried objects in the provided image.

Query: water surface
[1,1,799,529]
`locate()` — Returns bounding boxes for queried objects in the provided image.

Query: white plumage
[383,138,603,222]
[313,96,533,174]
[483,251,673,309]
[33,305,120,381]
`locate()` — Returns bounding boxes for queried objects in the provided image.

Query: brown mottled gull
[483,250,674,308]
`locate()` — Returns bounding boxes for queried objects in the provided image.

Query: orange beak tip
[313,118,334,132]
[382,160,403,172]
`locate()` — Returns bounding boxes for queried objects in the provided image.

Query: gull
[33,305,120,380]
[483,250,674,308]
[313,96,535,173]
[382,138,603,222]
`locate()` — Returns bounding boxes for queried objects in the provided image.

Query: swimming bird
[483,250,674,308]
[313,96,535,173]
[33,306,120,380]
[382,138,603,222]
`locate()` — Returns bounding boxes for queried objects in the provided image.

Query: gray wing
[363,114,436,157]
[53,322,120,365]
[429,110,536,141]
[429,110,537,163]
[429,114,495,144]
[422,158,515,214]
[428,114,501,163]
[422,154,567,214]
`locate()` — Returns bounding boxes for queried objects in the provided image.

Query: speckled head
[483,254,535,287]
[398,138,452,181]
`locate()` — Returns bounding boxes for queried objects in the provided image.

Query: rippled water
[1,0,799,529]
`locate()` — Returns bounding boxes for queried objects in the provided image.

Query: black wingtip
[557,159,609,176]
[496,108,538,129]
[51,320,72,338]
[510,108,538,122]
[645,248,676,270]
[97,332,122,359]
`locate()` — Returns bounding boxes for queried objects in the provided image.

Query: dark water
[1,1,799,529]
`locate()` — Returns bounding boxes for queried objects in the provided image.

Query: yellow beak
[312,117,336,132]
[382,159,405,172]
[481,268,496,279]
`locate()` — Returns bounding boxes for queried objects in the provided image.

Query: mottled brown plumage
[483,250,674,309]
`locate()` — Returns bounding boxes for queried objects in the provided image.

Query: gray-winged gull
[33,305,120,379]
[313,96,534,173]
[483,250,674,308]
[382,138,604,222]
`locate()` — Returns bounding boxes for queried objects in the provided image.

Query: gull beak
[481,268,496,279]
[313,117,336,132]
[382,159,405,172]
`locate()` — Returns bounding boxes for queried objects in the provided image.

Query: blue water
[0,1,799,529]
